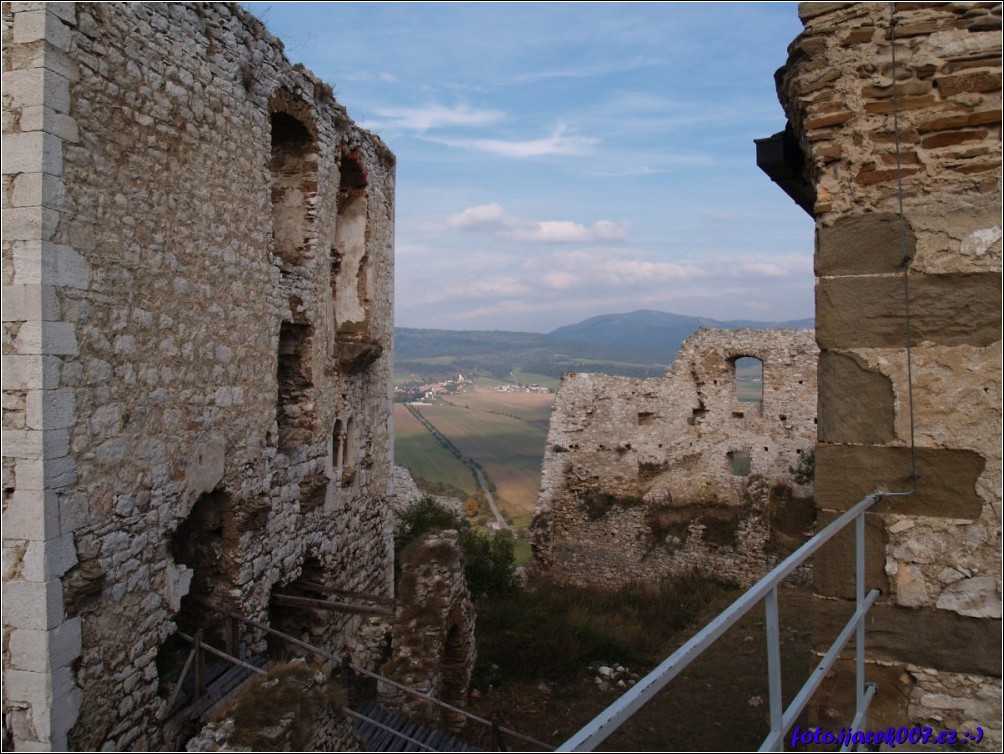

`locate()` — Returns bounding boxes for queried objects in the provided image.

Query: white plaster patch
[960,226,1002,257]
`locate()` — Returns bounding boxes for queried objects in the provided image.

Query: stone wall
[775,2,1001,745]
[381,530,476,735]
[531,328,817,589]
[2,3,395,750]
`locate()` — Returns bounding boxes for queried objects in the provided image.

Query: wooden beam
[270,593,394,617]
[298,580,396,606]
[177,631,267,676]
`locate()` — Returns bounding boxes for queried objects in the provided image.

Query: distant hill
[548,309,814,364]
[395,310,813,383]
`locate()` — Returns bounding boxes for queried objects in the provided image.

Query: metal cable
[888,3,919,488]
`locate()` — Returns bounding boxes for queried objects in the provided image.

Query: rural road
[405,403,509,531]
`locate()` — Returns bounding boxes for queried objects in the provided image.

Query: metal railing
[558,492,886,752]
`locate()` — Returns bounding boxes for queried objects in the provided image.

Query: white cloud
[366,103,504,131]
[435,124,597,158]
[446,203,516,232]
[445,204,627,244]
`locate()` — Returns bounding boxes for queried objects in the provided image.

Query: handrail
[558,492,885,752]
[199,599,553,751]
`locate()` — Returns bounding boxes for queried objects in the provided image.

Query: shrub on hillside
[394,497,519,601]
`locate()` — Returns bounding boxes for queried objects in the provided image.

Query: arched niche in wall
[269,99,318,272]
[332,149,383,371]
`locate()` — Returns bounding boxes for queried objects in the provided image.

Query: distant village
[394,373,551,403]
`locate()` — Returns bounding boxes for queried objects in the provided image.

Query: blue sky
[244,2,814,332]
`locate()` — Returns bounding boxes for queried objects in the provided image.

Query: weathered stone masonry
[775,2,1001,744]
[532,328,818,589]
[3,3,395,750]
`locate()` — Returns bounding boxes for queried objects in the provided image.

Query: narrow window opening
[734,356,764,404]
[277,321,314,451]
[728,450,752,477]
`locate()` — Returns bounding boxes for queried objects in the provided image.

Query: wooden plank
[162,647,197,716]
[298,580,396,606]
[271,593,394,617]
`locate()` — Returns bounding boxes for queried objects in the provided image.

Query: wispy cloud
[447,204,627,243]
[364,103,504,131]
[434,124,597,158]
[508,57,663,85]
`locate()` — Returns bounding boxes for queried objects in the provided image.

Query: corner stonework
[3,3,85,749]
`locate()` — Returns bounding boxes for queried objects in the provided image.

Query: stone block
[2,429,45,460]
[185,432,227,498]
[812,599,1001,676]
[3,578,65,630]
[13,8,72,50]
[26,389,76,430]
[815,444,985,519]
[1,488,61,541]
[22,532,77,581]
[1,130,63,176]
[813,509,888,600]
[44,454,76,488]
[13,320,78,355]
[1,354,61,390]
[1,285,60,323]
[8,617,82,672]
[2,669,49,705]
[816,212,916,276]
[816,272,1002,349]
[44,243,92,290]
[810,657,914,732]
[18,105,79,141]
[2,207,60,243]
[817,350,895,444]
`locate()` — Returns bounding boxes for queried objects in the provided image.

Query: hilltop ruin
[531,328,818,588]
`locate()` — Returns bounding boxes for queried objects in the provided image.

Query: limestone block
[816,212,915,276]
[2,428,45,459]
[13,8,72,50]
[8,617,83,672]
[813,509,888,600]
[22,531,77,581]
[2,206,60,243]
[19,105,79,141]
[1,130,63,176]
[816,272,1002,350]
[1,285,60,323]
[13,320,78,355]
[817,350,895,444]
[26,388,75,429]
[813,599,1002,676]
[3,578,65,630]
[1,487,61,540]
[815,444,985,519]
[1,354,61,390]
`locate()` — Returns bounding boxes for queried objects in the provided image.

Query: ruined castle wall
[532,328,817,589]
[3,3,395,749]
[776,2,1001,743]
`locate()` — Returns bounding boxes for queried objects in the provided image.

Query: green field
[394,387,554,520]
[393,404,478,496]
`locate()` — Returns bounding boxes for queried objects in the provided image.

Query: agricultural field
[395,386,554,523]
[393,404,478,496]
